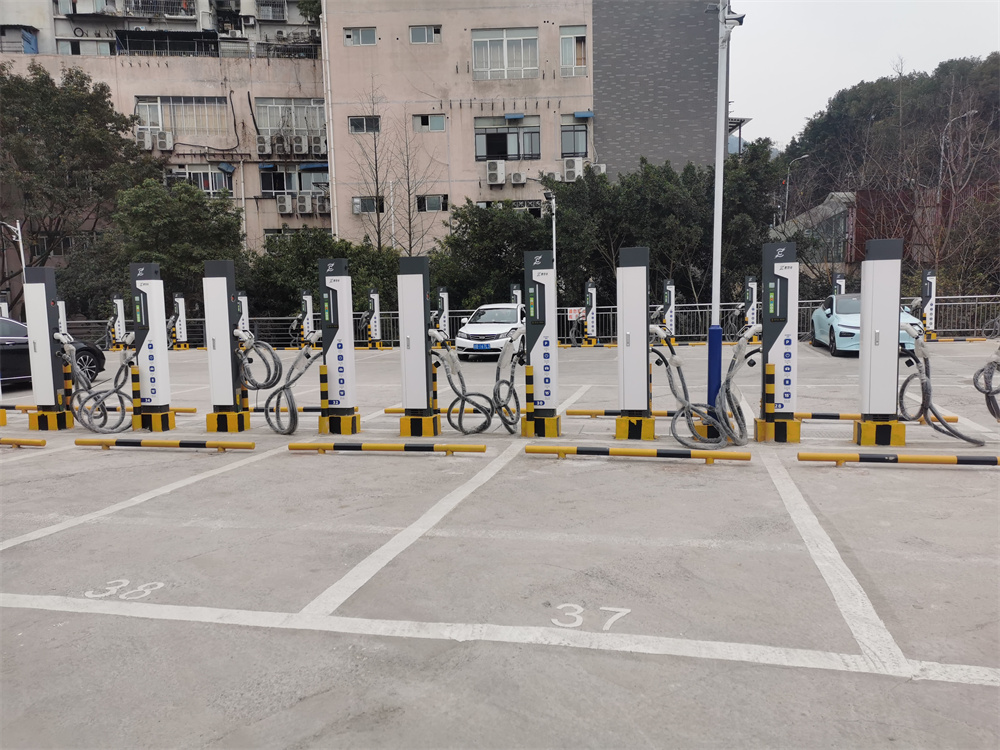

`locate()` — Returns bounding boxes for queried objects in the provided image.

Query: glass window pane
[429,115,445,131]
[473,40,488,70]
[523,38,537,68]
[360,28,376,45]
[562,129,573,155]
[561,37,573,67]
[507,39,521,69]
[507,132,519,157]
[410,26,426,43]
[489,39,503,69]
[475,133,486,157]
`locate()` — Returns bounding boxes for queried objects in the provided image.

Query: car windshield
[835,295,861,315]
[468,308,517,324]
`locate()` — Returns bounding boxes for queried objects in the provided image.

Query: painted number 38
[84,579,164,600]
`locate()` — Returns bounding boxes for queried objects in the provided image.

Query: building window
[474,116,540,161]
[353,196,385,213]
[472,28,538,80]
[57,39,112,56]
[349,116,380,134]
[410,25,441,44]
[256,0,286,21]
[166,165,233,197]
[417,195,449,212]
[255,98,325,138]
[561,124,588,158]
[259,165,328,197]
[413,114,445,133]
[344,27,376,46]
[136,96,229,136]
[560,26,587,77]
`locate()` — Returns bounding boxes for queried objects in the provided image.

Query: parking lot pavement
[1,341,998,748]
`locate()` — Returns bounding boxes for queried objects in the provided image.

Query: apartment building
[1,0,722,257]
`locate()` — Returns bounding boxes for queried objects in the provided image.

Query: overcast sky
[728,0,1000,150]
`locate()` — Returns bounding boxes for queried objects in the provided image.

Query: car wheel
[828,331,841,358]
[810,323,822,347]
[76,350,100,380]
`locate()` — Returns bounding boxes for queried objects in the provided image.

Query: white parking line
[759,448,910,677]
[0,443,301,552]
[0,444,76,465]
[558,385,591,415]
[3,593,997,687]
[299,442,523,615]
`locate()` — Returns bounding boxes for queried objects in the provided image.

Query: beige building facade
[1,0,719,259]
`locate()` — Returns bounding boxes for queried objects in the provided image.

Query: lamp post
[706,0,744,409]
[0,220,27,283]
[544,190,556,268]
[783,154,810,224]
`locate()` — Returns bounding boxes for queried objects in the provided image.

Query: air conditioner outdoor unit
[309,135,327,154]
[510,171,527,185]
[296,194,313,214]
[309,28,319,39]
[155,130,174,151]
[133,25,145,30]
[275,29,284,39]
[352,197,362,215]
[276,194,294,214]
[486,160,505,185]
[564,157,583,181]
[545,171,563,182]
[135,131,153,150]
[272,135,289,155]
[315,196,331,214]
[592,163,607,175]
[291,135,308,155]
[256,134,271,155]
[241,15,255,26]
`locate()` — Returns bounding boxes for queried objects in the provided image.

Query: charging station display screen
[768,282,776,315]
[528,286,537,320]
[134,295,145,326]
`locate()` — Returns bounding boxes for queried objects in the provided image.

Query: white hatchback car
[454,303,525,360]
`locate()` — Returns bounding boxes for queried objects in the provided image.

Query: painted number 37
[551,603,631,631]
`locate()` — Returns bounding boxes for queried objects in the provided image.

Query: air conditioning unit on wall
[276,194,294,214]
[510,171,527,185]
[272,135,289,155]
[564,157,583,181]
[487,160,506,185]
[545,171,563,182]
[256,135,271,155]
[136,131,153,150]
[296,194,313,214]
[156,130,174,151]
[315,196,331,214]
[592,163,607,175]
[292,135,308,155]
[309,135,327,155]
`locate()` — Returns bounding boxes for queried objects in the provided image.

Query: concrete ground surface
[1,339,998,748]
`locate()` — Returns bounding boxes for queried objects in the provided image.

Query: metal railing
[62,294,1000,350]
[122,0,196,16]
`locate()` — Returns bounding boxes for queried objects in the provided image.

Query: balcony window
[136,96,229,136]
[472,28,538,80]
[410,25,441,44]
[256,97,325,137]
[417,195,449,212]
[559,26,587,77]
[344,27,376,46]
[256,0,286,21]
[474,116,540,161]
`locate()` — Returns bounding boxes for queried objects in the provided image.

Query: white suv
[454,303,525,360]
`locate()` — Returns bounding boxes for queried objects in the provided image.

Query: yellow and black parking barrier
[793,412,957,425]
[288,442,486,456]
[1,437,47,449]
[525,444,751,465]
[76,438,255,452]
[384,407,478,415]
[798,452,999,468]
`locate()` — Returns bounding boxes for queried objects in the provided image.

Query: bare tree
[391,108,445,256]
[349,79,394,249]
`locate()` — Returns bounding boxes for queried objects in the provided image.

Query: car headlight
[504,328,519,339]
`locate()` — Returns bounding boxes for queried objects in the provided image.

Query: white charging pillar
[510,284,522,306]
[436,287,450,340]
[23,267,72,429]
[319,258,360,434]
[0,291,9,319]
[744,276,758,330]
[855,239,904,446]
[367,288,382,347]
[755,242,800,443]
[662,279,676,337]
[203,260,248,432]
[921,269,937,339]
[130,262,175,431]
[112,295,126,349]
[397,257,439,436]
[172,293,188,348]
[834,273,846,296]
[584,280,598,344]
[521,249,560,437]
[616,247,653,439]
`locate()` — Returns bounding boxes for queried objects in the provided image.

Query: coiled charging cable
[972,343,1000,421]
[264,331,321,435]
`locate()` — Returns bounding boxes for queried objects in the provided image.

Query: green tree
[429,200,548,308]
[297,0,321,23]
[0,62,162,306]
[245,228,399,316]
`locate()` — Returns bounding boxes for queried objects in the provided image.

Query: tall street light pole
[544,190,556,268]
[707,0,744,410]
[783,153,811,224]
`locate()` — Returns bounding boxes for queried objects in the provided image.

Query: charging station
[130,262,175,431]
[855,239,905,446]
[111,295,127,350]
[662,279,676,342]
[616,247,653,439]
[397,257,440,437]
[743,276,758,343]
[437,287,450,342]
[359,287,386,350]
[203,260,249,432]
[170,293,189,349]
[834,273,846,295]
[921,269,937,340]
[236,290,249,333]
[0,291,9,319]
[521,249,560,437]
[56,300,68,336]
[583,280,600,346]
[23,267,73,430]
[319,258,360,434]
[755,242,801,443]
[510,284,522,306]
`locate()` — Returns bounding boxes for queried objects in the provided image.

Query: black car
[0,316,106,386]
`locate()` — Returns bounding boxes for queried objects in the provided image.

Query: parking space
[1,340,998,746]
